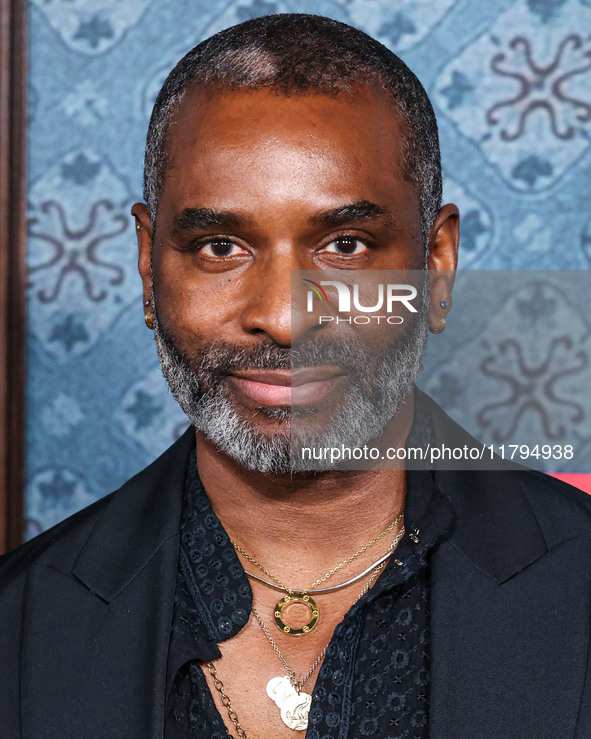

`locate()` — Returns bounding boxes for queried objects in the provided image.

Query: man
[2,13,591,738]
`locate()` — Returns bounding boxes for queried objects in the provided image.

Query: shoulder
[416,387,591,558]
[514,466,591,543]
[448,435,591,544]
[0,426,195,591]
[0,491,115,588]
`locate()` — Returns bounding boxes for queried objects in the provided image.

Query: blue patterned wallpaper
[25,0,591,537]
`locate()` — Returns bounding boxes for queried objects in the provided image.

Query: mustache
[156,326,396,377]
[156,309,426,381]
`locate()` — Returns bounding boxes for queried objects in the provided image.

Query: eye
[199,239,247,258]
[323,236,369,256]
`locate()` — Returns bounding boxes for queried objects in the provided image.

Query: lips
[227,367,344,406]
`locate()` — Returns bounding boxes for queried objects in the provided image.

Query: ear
[131,202,154,306]
[426,203,459,334]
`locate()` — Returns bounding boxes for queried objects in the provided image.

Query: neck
[195,392,414,579]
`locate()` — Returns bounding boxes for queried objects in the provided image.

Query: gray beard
[153,289,428,474]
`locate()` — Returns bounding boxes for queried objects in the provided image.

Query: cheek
[354,323,405,354]
[342,309,423,354]
[153,260,247,337]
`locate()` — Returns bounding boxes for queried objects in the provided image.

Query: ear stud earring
[430,317,446,335]
[144,299,154,330]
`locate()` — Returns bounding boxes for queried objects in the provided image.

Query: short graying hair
[143,13,442,239]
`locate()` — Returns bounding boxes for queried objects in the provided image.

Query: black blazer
[3,395,591,738]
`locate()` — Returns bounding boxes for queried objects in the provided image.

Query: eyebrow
[170,207,246,235]
[310,200,396,229]
[169,199,396,236]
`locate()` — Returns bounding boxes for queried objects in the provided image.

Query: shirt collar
[179,455,253,643]
[336,469,455,616]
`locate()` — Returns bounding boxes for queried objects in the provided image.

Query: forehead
[154,85,423,234]
[163,84,409,191]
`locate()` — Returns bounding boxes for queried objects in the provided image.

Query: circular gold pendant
[274,592,320,636]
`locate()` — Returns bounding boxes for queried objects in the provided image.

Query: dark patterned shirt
[165,457,454,738]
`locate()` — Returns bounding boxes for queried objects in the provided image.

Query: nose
[239,251,321,346]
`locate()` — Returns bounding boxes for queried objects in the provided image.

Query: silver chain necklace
[209,526,407,735]
[206,561,387,737]
[233,514,404,637]
[244,544,400,594]
[253,560,387,732]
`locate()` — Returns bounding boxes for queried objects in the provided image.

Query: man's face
[136,85,457,472]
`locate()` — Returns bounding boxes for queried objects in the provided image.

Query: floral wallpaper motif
[422,272,591,462]
[26,0,591,537]
[434,0,591,195]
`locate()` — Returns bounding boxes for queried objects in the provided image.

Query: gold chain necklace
[255,560,387,732]
[206,661,248,738]
[208,560,388,737]
[232,513,404,636]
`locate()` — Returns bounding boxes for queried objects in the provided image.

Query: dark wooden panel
[0,0,27,553]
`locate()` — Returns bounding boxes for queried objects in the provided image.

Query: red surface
[549,473,591,495]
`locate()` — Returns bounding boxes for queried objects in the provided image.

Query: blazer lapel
[414,389,591,736]
[429,466,591,738]
[21,428,195,739]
